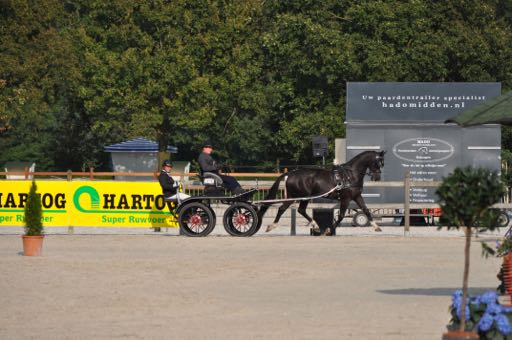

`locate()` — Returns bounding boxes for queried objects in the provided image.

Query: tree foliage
[437,167,505,229]
[24,180,43,236]
[1,0,512,170]
[436,166,505,332]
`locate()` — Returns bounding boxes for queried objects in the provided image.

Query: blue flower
[452,290,463,300]
[477,313,494,332]
[452,290,463,309]
[487,303,502,316]
[479,291,498,305]
[449,290,512,336]
[496,314,512,335]
[456,303,470,321]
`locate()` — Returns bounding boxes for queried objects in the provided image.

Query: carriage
[173,188,261,237]
[173,150,386,237]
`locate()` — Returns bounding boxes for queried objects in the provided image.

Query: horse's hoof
[323,228,332,236]
[371,221,381,232]
[311,226,321,233]
[266,224,278,232]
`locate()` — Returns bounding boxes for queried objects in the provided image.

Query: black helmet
[162,159,173,167]
[203,140,213,148]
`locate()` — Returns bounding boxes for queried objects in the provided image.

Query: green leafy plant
[437,166,505,333]
[482,237,512,294]
[24,180,43,236]
[483,238,512,259]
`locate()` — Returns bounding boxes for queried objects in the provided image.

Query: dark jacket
[198,152,218,173]
[158,170,177,198]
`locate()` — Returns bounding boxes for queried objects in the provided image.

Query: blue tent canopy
[104,137,178,153]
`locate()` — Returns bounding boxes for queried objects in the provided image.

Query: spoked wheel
[352,211,369,227]
[178,202,216,237]
[498,211,510,228]
[223,202,259,236]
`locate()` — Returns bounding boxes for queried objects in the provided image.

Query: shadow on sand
[378,287,496,296]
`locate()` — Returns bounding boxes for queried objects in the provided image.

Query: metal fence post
[404,171,411,235]
[66,170,74,235]
[290,207,296,236]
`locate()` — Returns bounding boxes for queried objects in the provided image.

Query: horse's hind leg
[266,201,294,232]
[297,201,322,234]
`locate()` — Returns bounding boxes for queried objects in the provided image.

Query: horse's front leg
[266,201,294,232]
[353,195,381,232]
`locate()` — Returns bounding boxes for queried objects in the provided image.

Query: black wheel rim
[182,206,211,234]
[229,207,255,233]
[223,203,259,236]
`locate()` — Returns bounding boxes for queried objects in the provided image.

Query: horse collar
[332,167,352,189]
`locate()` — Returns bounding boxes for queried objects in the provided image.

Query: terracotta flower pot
[503,253,512,298]
[22,235,44,256]
[442,330,479,340]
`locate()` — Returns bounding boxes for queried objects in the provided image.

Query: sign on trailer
[346,82,501,204]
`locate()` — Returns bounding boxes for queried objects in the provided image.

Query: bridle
[366,155,384,178]
[335,155,384,178]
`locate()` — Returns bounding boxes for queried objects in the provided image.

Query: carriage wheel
[178,202,216,237]
[498,211,510,228]
[352,211,369,227]
[223,202,259,237]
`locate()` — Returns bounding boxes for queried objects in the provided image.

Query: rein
[254,184,345,205]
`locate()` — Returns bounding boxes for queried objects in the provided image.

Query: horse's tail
[258,173,287,219]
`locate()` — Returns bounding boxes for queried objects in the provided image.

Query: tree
[436,167,505,332]
[2,1,512,169]
[0,0,82,169]
[24,180,43,236]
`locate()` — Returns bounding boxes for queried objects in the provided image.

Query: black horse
[258,150,385,235]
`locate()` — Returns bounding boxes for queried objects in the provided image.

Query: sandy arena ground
[0,226,507,340]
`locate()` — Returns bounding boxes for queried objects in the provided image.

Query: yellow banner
[0,181,69,227]
[0,180,178,228]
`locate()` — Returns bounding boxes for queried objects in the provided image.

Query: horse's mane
[283,151,377,173]
[342,150,375,167]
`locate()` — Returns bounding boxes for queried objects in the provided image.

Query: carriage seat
[199,170,225,196]
[201,171,223,186]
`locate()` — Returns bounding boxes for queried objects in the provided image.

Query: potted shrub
[22,180,44,256]
[437,166,505,339]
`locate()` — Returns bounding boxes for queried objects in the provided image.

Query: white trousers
[167,192,191,201]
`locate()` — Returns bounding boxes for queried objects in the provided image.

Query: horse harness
[276,164,377,202]
[332,165,378,197]
[332,166,353,190]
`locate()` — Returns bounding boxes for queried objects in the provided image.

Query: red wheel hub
[190,214,202,225]
[234,213,247,226]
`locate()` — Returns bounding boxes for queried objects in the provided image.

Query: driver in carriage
[198,141,245,195]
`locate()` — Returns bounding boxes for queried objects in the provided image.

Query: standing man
[198,141,244,195]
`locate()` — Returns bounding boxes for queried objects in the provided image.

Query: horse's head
[368,151,385,181]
